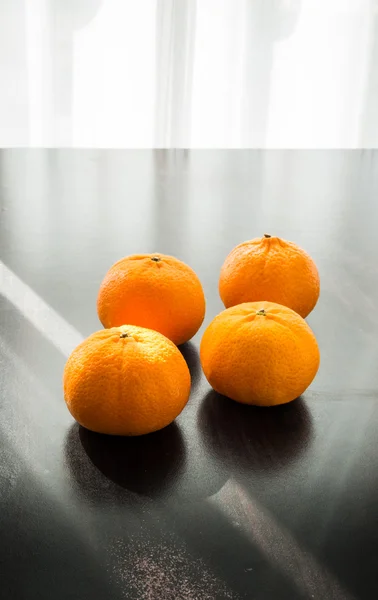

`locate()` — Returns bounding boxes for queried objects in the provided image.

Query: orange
[63,325,191,435]
[200,301,320,406]
[219,235,320,318]
[97,254,206,346]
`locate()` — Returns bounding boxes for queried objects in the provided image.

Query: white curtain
[0,0,377,147]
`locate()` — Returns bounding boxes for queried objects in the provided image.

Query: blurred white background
[0,0,377,147]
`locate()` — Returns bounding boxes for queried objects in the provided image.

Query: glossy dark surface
[1,150,378,600]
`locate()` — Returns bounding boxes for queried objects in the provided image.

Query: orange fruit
[200,301,320,406]
[97,254,205,346]
[219,235,320,318]
[63,325,191,435]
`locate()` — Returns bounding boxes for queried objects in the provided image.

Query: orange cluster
[64,236,320,435]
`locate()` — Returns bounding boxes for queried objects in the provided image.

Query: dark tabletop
[1,150,378,600]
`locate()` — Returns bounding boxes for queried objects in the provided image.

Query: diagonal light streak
[209,479,355,600]
[0,261,83,356]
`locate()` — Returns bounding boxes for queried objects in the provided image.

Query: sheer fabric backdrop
[0,0,377,147]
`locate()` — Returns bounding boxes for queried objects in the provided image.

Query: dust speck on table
[110,533,239,600]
